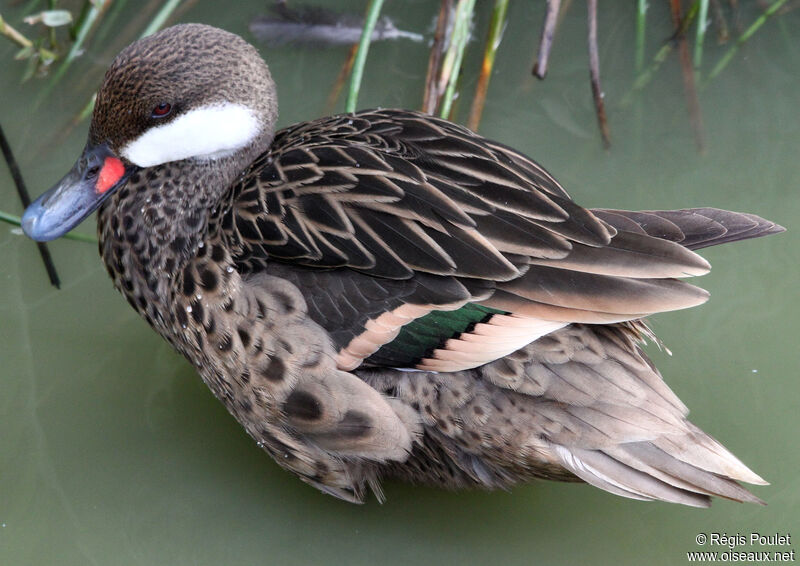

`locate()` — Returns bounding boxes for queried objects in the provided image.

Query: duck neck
[98,157,237,327]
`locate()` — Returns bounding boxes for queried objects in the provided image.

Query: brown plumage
[22,24,783,507]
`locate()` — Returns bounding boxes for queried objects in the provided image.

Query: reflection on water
[1,2,798,565]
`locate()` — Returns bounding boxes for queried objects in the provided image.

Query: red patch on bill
[96,157,125,194]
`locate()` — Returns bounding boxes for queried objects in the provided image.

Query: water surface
[1,2,798,565]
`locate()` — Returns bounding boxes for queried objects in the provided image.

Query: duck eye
[151,103,172,118]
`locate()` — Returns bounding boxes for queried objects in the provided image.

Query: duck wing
[222,109,767,371]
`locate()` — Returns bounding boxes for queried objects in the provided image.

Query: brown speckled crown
[90,23,278,158]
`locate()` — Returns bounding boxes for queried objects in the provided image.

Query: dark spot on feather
[190,301,204,324]
[240,368,250,384]
[146,276,158,293]
[211,244,225,263]
[182,268,195,296]
[237,326,251,348]
[223,297,235,312]
[338,410,371,438]
[272,291,295,314]
[473,406,484,416]
[199,266,218,291]
[238,398,253,413]
[301,349,322,369]
[256,299,267,318]
[171,236,187,254]
[284,390,323,421]
[260,356,285,382]
[211,244,226,263]
[164,258,175,273]
[218,333,233,352]
[176,307,188,328]
[187,211,202,231]
[204,316,216,334]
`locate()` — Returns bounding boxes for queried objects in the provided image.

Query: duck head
[23,23,278,241]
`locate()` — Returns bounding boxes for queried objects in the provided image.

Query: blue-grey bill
[22,142,132,242]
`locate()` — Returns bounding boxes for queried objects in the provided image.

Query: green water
[1,2,798,565]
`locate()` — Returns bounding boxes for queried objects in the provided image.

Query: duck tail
[591,208,784,251]
[476,323,769,507]
[550,428,767,508]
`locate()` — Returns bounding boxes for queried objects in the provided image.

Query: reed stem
[438,0,475,119]
[345,0,385,113]
[141,0,182,38]
[36,0,110,106]
[694,0,710,75]
[422,0,452,114]
[0,13,34,48]
[706,0,789,81]
[532,0,560,78]
[587,0,610,148]
[622,1,699,106]
[467,0,508,130]
[635,0,647,73]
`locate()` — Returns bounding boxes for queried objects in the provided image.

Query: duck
[22,23,784,507]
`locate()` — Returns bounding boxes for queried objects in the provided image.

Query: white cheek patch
[120,103,261,167]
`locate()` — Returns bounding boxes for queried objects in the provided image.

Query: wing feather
[221,109,781,372]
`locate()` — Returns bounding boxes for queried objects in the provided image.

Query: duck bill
[22,142,135,242]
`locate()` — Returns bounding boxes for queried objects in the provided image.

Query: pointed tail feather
[550,431,766,507]
[493,324,768,506]
[592,208,785,251]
